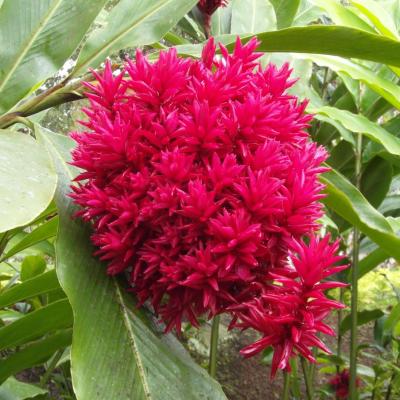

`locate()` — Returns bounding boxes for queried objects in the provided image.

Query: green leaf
[73,0,199,75]
[314,107,400,157]
[361,157,393,208]
[270,0,300,29]
[351,0,399,40]
[384,303,400,334]
[305,55,400,109]
[310,0,376,33]
[0,270,61,309]
[1,217,58,261]
[0,377,47,400]
[0,0,108,113]
[211,3,233,35]
[321,168,400,260]
[0,329,72,385]
[0,130,57,234]
[349,247,389,282]
[244,26,400,67]
[20,255,46,282]
[0,299,72,351]
[39,129,227,399]
[340,309,384,334]
[231,0,276,34]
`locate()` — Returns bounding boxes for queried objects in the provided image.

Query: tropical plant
[1,1,400,399]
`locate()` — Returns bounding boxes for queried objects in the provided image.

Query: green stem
[282,371,290,400]
[290,358,301,399]
[349,132,362,400]
[208,315,220,378]
[39,349,64,387]
[301,358,313,400]
[371,375,378,400]
[337,287,344,400]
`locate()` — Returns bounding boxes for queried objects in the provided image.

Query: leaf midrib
[0,0,64,93]
[114,279,152,399]
[75,0,175,72]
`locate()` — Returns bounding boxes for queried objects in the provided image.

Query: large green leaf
[270,0,300,29]
[0,299,72,350]
[0,130,57,233]
[231,0,276,34]
[179,25,400,70]
[0,0,108,114]
[0,329,72,384]
[0,270,60,309]
[321,169,400,260]
[313,106,400,156]
[73,0,199,75]
[39,129,227,399]
[247,26,400,67]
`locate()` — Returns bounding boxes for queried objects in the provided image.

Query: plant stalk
[208,314,220,378]
[349,131,363,399]
[40,349,64,387]
[301,358,313,400]
[282,371,290,400]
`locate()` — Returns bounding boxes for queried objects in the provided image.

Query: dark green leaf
[0,270,61,309]
[361,157,393,208]
[340,309,384,334]
[0,329,72,384]
[0,299,72,351]
[321,168,400,260]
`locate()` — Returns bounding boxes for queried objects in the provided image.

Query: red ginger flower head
[232,235,348,378]
[70,37,339,342]
[329,369,361,399]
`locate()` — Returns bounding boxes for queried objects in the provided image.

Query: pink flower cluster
[70,37,346,376]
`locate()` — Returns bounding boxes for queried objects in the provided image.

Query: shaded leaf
[0,329,72,384]
[361,157,393,208]
[0,270,61,309]
[321,168,400,260]
[340,309,384,334]
[0,377,47,400]
[0,299,72,351]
